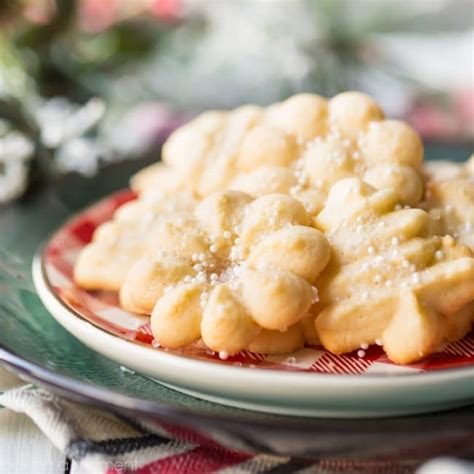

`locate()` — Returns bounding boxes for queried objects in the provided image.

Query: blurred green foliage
[0,0,471,203]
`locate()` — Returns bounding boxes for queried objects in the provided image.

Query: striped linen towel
[1,381,473,474]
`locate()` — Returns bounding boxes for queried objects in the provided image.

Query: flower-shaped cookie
[312,178,474,364]
[74,192,198,291]
[421,156,473,251]
[74,92,472,365]
[118,191,330,356]
[132,92,424,211]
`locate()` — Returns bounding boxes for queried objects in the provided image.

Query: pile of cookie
[75,92,474,364]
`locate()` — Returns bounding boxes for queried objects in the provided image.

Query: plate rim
[2,320,474,433]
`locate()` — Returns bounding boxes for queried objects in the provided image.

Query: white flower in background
[37,97,105,148]
[0,131,32,159]
[55,137,103,177]
[0,160,28,203]
[0,132,34,203]
[0,96,108,203]
[36,96,107,177]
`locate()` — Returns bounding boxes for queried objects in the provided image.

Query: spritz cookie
[422,156,473,251]
[76,190,330,356]
[132,92,424,210]
[313,178,474,364]
[74,192,198,291]
[74,92,474,365]
[142,192,330,354]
